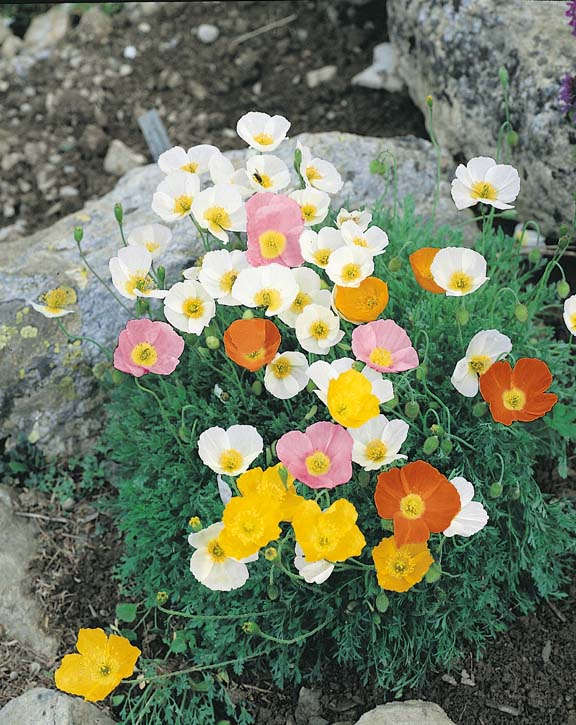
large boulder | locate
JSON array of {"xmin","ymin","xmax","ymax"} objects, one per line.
[
  {"xmin": 0, "ymin": 132, "xmax": 471, "ymax": 454},
  {"xmin": 388, "ymin": 0, "xmax": 575, "ymax": 235},
  {"xmin": 0, "ymin": 687, "xmax": 115, "ymax": 725}
]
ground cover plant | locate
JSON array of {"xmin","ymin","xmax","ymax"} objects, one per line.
[{"xmin": 30, "ymin": 83, "xmax": 576, "ymax": 723}]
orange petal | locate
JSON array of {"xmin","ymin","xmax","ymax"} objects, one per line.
[
  {"xmin": 422, "ymin": 478, "xmax": 462, "ymax": 532},
  {"xmin": 511, "ymin": 357, "xmax": 553, "ymax": 395},
  {"xmin": 409, "ymin": 248, "xmax": 445, "ymax": 294},
  {"xmin": 401, "ymin": 460, "xmax": 447, "ymax": 499},
  {"xmin": 374, "ymin": 468, "xmax": 405, "ymax": 518},
  {"xmin": 393, "ymin": 511, "xmax": 430, "ymax": 545}
]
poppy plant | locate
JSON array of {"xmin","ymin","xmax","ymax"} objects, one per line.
[
  {"xmin": 223, "ymin": 318, "xmax": 281, "ymax": 371},
  {"xmin": 374, "ymin": 461, "xmax": 461, "ymax": 545},
  {"xmin": 409, "ymin": 248, "xmax": 444, "ymax": 294},
  {"xmin": 479, "ymin": 357, "xmax": 558, "ymax": 425},
  {"xmin": 332, "ymin": 276, "xmax": 389, "ymax": 323},
  {"xmin": 372, "ymin": 536, "xmax": 433, "ymax": 592}
]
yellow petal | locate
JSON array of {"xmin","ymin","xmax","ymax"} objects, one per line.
[
  {"xmin": 76, "ymin": 628, "xmax": 108, "ymax": 659},
  {"xmin": 108, "ymin": 634, "xmax": 142, "ymax": 680}
]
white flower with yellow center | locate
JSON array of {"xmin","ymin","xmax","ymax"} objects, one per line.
[
  {"xmin": 299, "ymin": 227, "xmax": 345, "ymax": 269},
  {"xmin": 232, "ymin": 264, "xmax": 298, "ymax": 316},
  {"xmin": 443, "ymin": 477, "xmax": 489, "ymax": 538},
  {"xmin": 297, "ymin": 141, "xmax": 343, "ymax": 194},
  {"xmin": 294, "ymin": 304, "xmax": 344, "ymax": 354},
  {"xmin": 152, "ymin": 170, "xmax": 200, "ymax": 222},
  {"xmin": 208, "ymin": 153, "xmax": 253, "ymax": 198},
  {"xmin": 325, "ymin": 245, "xmax": 374, "ymax": 288},
  {"xmin": 31, "ymin": 286, "xmax": 77, "ymax": 318},
  {"xmin": 430, "ymin": 247, "xmax": 489, "ymax": 297},
  {"xmin": 163, "ymin": 279, "xmax": 216, "ymax": 334},
  {"xmin": 340, "ymin": 220, "xmax": 389, "ymax": 257},
  {"xmin": 349, "ymin": 414, "xmax": 409, "ymax": 471},
  {"xmin": 513, "ymin": 223, "xmax": 545, "ymax": 250},
  {"xmin": 109, "ymin": 246, "xmax": 166, "ymax": 300},
  {"xmin": 246, "ymin": 154, "xmax": 291, "ymax": 193},
  {"xmin": 189, "ymin": 522, "xmax": 258, "ymax": 591},
  {"xmin": 198, "ymin": 424, "xmax": 263, "ymax": 476},
  {"xmin": 563, "ymin": 294, "xmax": 576, "ymax": 336},
  {"xmin": 307, "ymin": 358, "xmax": 394, "ymax": 406},
  {"xmin": 158, "ymin": 144, "xmax": 220, "ymax": 176},
  {"xmin": 264, "ymin": 351, "xmax": 309, "ymax": 399},
  {"xmin": 182, "ymin": 266, "xmax": 201, "ymax": 281},
  {"xmin": 290, "ymin": 187, "xmax": 330, "ymax": 226},
  {"xmin": 451, "ymin": 156, "xmax": 520, "ymax": 211},
  {"xmin": 294, "ymin": 543, "xmax": 334, "ymax": 584},
  {"xmin": 127, "ymin": 223, "xmax": 172, "ymax": 259},
  {"xmin": 336, "ymin": 208, "xmax": 372, "ymax": 231},
  {"xmin": 198, "ymin": 249, "xmax": 249, "ymax": 306},
  {"xmin": 451, "ymin": 329, "xmax": 513, "ymax": 397},
  {"xmin": 191, "ymin": 184, "xmax": 247, "ymax": 243},
  {"xmin": 236, "ymin": 111, "xmax": 291, "ymax": 152},
  {"xmin": 277, "ymin": 267, "xmax": 331, "ymax": 328}
]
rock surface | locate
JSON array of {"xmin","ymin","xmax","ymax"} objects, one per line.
[
  {"xmin": 387, "ymin": 0, "xmax": 575, "ymax": 235},
  {"xmin": 0, "ymin": 132, "xmax": 471, "ymax": 454},
  {"xmin": 24, "ymin": 5, "xmax": 70, "ymax": 50},
  {"xmin": 103, "ymin": 139, "xmax": 147, "ymax": 176},
  {"xmin": 0, "ymin": 688, "xmax": 116, "ymax": 725},
  {"xmin": 355, "ymin": 700, "xmax": 455, "ymax": 724},
  {"xmin": 0, "ymin": 487, "xmax": 59, "ymax": 659},
  {"xmin": 351, "ymin": 43, "xmax": 405, "ymax": 92}
]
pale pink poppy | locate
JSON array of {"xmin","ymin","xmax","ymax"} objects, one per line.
[
  {"xmin": 114, "ymin": 318, "xmax": 185, "ymax": 377},
  {"xmin": 351, "ymin": 319, "xmax": 419, "ymax": 373},
  {"xmin": 276, "ymin": 421, "xmax": 353, "ymax": 489},
  {"xmin": 246, "ymin": 192, "xmax": 305, "ymax": 268}
]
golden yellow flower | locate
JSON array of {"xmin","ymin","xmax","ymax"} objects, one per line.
[
  {"xmin": 219, "ymin": 495, "xmax": 282, "ymax": 559},
  {"xmin": 291, "ymin": 499, "xmax": 365, "ymax": 563},
  {"xmin": 237, "ymin": 464, "xmax": 304, "ymax": 522},
  {"xmin": 326, "ymin": 369, "xmax": 380, "ymax": 428},
  {"xmin": 372, "ymin": 536, "xmax": 433, "ymax": 592}
]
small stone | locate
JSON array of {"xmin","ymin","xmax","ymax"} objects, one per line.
[
  {"xmin": 2, "ymin": 35, "xmax": 24, "ymax": 60},
  {"xmin": 119, "ymin": 64, "xmax": 133, "ymax": 77},
  {"xmin": 78, "ymin": 6, "xmax": 113, "ymax": 40},
  {"xmin": 295, "ymin": 687, "xmax": 323, "ymax": 725},
  {"xmin": 197, "ymin": 23, "xmax": 219, "ymax": 44},
  {"xmin": 441, "ymin": 673, "xmax": 458, "ymax": 686},
  {"xmin": 59, "ymin": 187, "xmax": 79, "ymax": 199},
  {"xmin": 79, "ymin": 125, "xmax": 109, "ymax": 157},
  {"xmin": 103, "ymin": 139, "xmax": 146, "ymax": 176},
  {"xmin": 187, "ymin": 79, "xmax": 208, "ymax": 100},
  {"xmin": 0, "ymin": 688, "xmax": 116, "ymax": 724},
  {"xmin": 356, "ymin": 701, "xmax": 455, "ymax": 724},
  {"xmin": 460, "ymin": 668, "xmax": 475, "ymax": 687},
  {"xmin": 0, "ymin": 79, "xmax": 9, "ymax": 92},
  {"xmin": 123, "ymin": 45, "xmax": 138, "ymax": 60},
  {"xmin": 138, "ymin": 22, "xmax": 151, "ymax": 33},
  {"xmin": 61, "ymin": 496, "xmax": 75, "ymax": 510},
  {"xmin": 24, "ymin": 5, "xmax": 70, "ymax": 49},
  {"xmin": 29, "ymin": 661, "xmax": 41, "ymax": 675},
  {"xmin": 306, "ymin": 65, "xmax": 337, "ymax": 89},
  {"xmin": 351, "ymin": 42, "xmax": 405, "ymax": 92},
  {"xmin": 9, "ymin": 671, "xmax": 18, "ymax": 680}
]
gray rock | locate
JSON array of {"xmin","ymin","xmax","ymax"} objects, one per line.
[
  {"xmin": 306, "ymin": 65, "xmax": 338, "ymax": 89},
  {"xmin": 0, "ymin": 486, "xmax": 59, "ymax": 658},
  {"xmin": 351, "ymin": 43, "xmax": 405, "ymax": 92},
  {"xmin": 0, "ymin": 21, "xmax": 12, "ymax": 46},
  {"xmin": 0, "ymin": 688, "xmax": 116, "ymax": 724},
  {"xmin": 103, "ymin": 139, "xmax": 147, "ymax": 176},
  {"xmin": 295, "ymin": 686, "xmax": 323, "ymax": 724},
  {"xmin": 355, "ymin": 700, "xmax": 455, "ymax": 724},
  {"xmin": 2, "ymin": 34, "xmax": 23, "ymax": 60},
  {"xmin": 79, "ymin": 125, "xmax": 110, "ymax": 157},
  {"xmin": 78, "ymin": 6, "xmax": 114, "ymax": 41},
  {"xmin": 388, "ymin": 0, "xmax": 575, "ymax": 235},
  {"xmin": 197, "ymin": 23, "xmax": 220, "ymax": 44},
  {"xmin": 24, "ymin": 5, "xmax": 70, "ymax": 50},
  {"xmin": 0, "ymin": 132, "xmax": 472, "ymax": 453}
]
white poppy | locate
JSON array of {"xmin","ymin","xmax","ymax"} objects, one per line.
[
  {"xmin": 109, "ymin": 246, "xmax": 166, "ymax": 300},
  {"xmin": 451, "ymin": 329, "xmax": 513, "ymax": 397},
  {"xmin": 336, "ymin": 208, "xmax": 372, "ymax": 231},
  {"xmin": 277, "ymin": 267, "xmax": 331, "ymax": 328},
  {"xmin": 297, "ymin": 141, "xmax": 343, "ymax": 194},
  {"xmin": 299, "ymin": 227, "xmax": 345, "ymax": 269},
  {"xmin": 246, "ymin": 154, "xmax": 291, "ymax": 192},
  {"xmin": 340, "ymin": 220, "xmax": 389, "ymax": 257},
  {"xmin": 189, "ymin": 522, "xmax": 257, "ymax": 591},
  {"xmin": 158, "ymin": 144, "xmax": 220, "ymax": 176},
  {"xmin": 127, "ymin": 223, "xmax": 172, "ymax": 259},
  {"xmin": 198, "ymin": 249, "xmax": 250, "ymax": 305},
  {"xmin": 264, "ymin": 351, "xmax": 309, "ymax": 399},
  {"xmin": 294, "ymin": 543, "xmax": 334, "ymax": 584},
  {"xmin": 208, "ymin": 153, "xmax": 253, "ymax": 198},
  {"xmin": 163, "ymin": 279, "xmax": 216, "ymax": 334},
  {"xmin": 325, "ymin": 245, "xmax": 374, "ymax": 288},
  {"xmin": 349, "ymin": 415, "xmax": 409, "ymax": 470},
  {"xmin": 307, "ymin": 359, "xmax": 394, "ymax": 406},
  {"xmin": 31, "ymin": 286, "xmax": 76, "ymax": 318},
  {"xmin": 563, "ymin": 294, "xmax": 576, "ymax": 336},
  {"xmin": 197, "ymin": 424, "xmax": 264, "ymax": 476},
  {"xmin": 232, "ymin": 264, "xmax": 298, "ymax": 316},
  {"xmin": 430, "ymin": 247, "xmax": 489, "ymax": 297},
  {"xmin": 182, "ymin": 266, "xmax": 201, "ymax": 281},
  {"xmin": 290, "ymin": 187, "xmax": 330, "ymax": 226},
  {"xmin": 451, "ymin": 156, "xmax": 520, "ymax": 210},
  {"xmin": 443, "ymin": 477, "xmax": 489, "ymax": 537},
  {"xmin": 191, "ymin": 183, "xmax": 247, "ymax": 244},
  {"xmin": 294, "ymin": 304, "xmax": 344, "ymax": 354},
  {"xmin": 151, "ymin": 170, "xmax": 200, "ymax": 222},
  {"xmin": 236, "ymin": 111, "xmax": 291, "ymax": 152}
]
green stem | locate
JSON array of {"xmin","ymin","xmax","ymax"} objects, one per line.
[
  {"xmin": 426, "ymin": 102, "xmax": 442, "ymax": 223},
  {"xmin": 117, "ymin": 217, "xmax": 128, "ymax": 247},
  {"xmin": 157, "ymin": 605, "xmax": 279, "ymax": 621},
  {"xmin": 75, "ymin": 238, "xmax": 132, "ymax": 313},
  {"xmin": 125, "ymin": 652, "xmax": 265, "ymax": 685},
  {"xmin": 254, "ymin": 618, "xmax": 333, "ymax": 646},
  {"xmin": 189, "ymin": 214, "xmax": 211, "ymax": 253},
  {"xmin": 133, "ymin": 378, "xmax": 186, "ymax": 456},
  {"xmin": 56, "ymin": 319, "xmax": 113, "ymax": 359}
]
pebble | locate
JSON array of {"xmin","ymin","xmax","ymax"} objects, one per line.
[
  {"xmin": 306, "ymin": 65, "xmax": 338, "ymax": 89},
  {"xmin": 119, "ymin": 64, "xmax": 133, "ymax": 77},
  {"xmin": 0, "ymin": 80, "xmax": 10, "ymax": 92},
  {"xmin": 138, "ymin": 22, "xmax": 151, "ymax": 33},
  {"xmin": 197, "ymin": 23, "xmax": 219, "ymax": 44},
  {"xmin": 59, "ymin": 187, "xmax": 79, "ymax": 199},
  {"xmin": 103, "ymin": 139, "xmax": 146, "ymax": 176},
  {"xmin": 123, "ymin": 45, "xmax": 138, "ymax": 60}
]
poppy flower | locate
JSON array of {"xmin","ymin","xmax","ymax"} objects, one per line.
[
  {"xmin": 291, "ymin": 498, "xmax": 365, "ymax": 563},
  {"xmin": 479, "ymin": 357, "xmax": 558, "ymax": 425},
  {"xmin": 351, "ymin": 319, "xmax": 419, "ymax": 373},
  {"xmin": 451, "ymin": 156, "xmax": 520, "ymax": 211},
  {"xmin": 245, "ymin": 192, "xmax": 304, "ymax": 267},
  {"xmin": 223, "ymin": 318, "xmax": 281, "ymax": 371},
  {"xmin": 409, "ymin": 248, "xmax": 444, "ymax": 294},
  {"xmin": 374, "ymin": 461, "xmax": 461, "ymax": 545},
  {"xmin": 372, "ymin": 536, "xmax": 433, "ymax": 592},
  {"xmin": 113, "ymin": 319, "xmax": 184, "ymax": 377},
  {"xmin": 332, "ymin": 276, "xmax": 389, "ymax": 323}
]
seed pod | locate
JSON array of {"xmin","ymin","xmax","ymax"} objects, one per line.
[
  {"xmin": 267, "ymin": 585, "xmax": 279, "ymax": 601},
  {"xmin": 440, "ymin": 438, "xmax": 453, "ymax": 454},
  {"xmin": 404, "ymin": 401, "xmax": 420, "ymax": 419},
  {"xmin": 252, "ymin": 380, "xmax": 263, "ymax": 396},
  {"xmin": 456, "ymin": 307, "xmax": 469, "ymax": 325},
  {"xmin": 388, "ymin": 256, "xmax": 402, "ymax": 272},
  {"xmin": 472, "ymin": 401, "xmax": 488, "ymax": 417},
  {"xmin": 73, "ymin": 226, "xmax": 84, "ymax": 243},
  {"xmin": 423, "ymin": 435, "xmax": 440, "ymax": 454},
  {"xmin": 376, "ymin": 592, "xmax": 389, "ymax": 613},
  {"xmin": 425, "ymin": 563, "xmax": 442, "ymax": 584},
  {"xmin": 506, "ymin": 130, "xmax": 519, "ymax": 147},
  {"xmin": 416, "ymin": 364, "xmax": 428, "ymax": 381},
  {"xmin": 205, "ymin": 335, "xmax": 220, "ymax": 350},
  {"xmin": 556, "ymin": 280, "xmax": 570, "ymax": 299},
  {"xmin": 430, "ymin": 424, "xmax": 444, "ymax": 436},
  {"xmin": 489, "ymin": 482, "xmax": 503, "ymax": 498},
  {"xmin": 514, "ymin": 303, "xmax": 528, "ymax": 322},
  {"xmin": 114, "ymin": 202, "xmax": 124, "ymax": 224}
]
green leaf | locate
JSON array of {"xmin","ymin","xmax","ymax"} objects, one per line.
[
  {"xmin": 111, "ymin": 694, "xmax": 125, "ymax": 706},
  {"xmin": 546, "ymin": 404, "xmax": 576, "ymax": 440},
  {"xmin": 115, "ymin": 602, "xmax": 137, "ymax": 623}
]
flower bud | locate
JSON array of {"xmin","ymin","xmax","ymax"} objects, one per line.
[
  {"xmin": 205, "ymin": 335, "xmax": 220, "ymax": 350},
  {"xmin": 558, "ymin": 224, "xmax": 569, "ymax": 236},
  {"xmin": 114, "ymin": 202, "xmax": 124, "ymax": 224},
  {"xmin": 440, "ymin": 438, "xmax": 453, "ymax": 455},
  {"xmin": 388, "ymin": 256, "xmax": 402, "ymax": 272},
  {"xmin": 265, "ymin": 547, "xmax": 278, "ymax": 562},
  {"xmin": 242, "ymin": 621, "xmax": 260, "ymax": 635},
  {"xmin": 155, "ymin": 591, "xmax": 168, "ymax": 605},
  {"xmin": 426, "ymin": 94, "xmax": 434, "ymax": 108},
  {"xmin": 430, "ymin": 424, "xmax": 444, "ymax": 436},
  {"xmin": 472, "ymin": 401, "xmax": 488, "ymax": 417},
  {"xmin": 423, "ymin": 435, "xmax": 439, "ymax": 454},
  {"xmin": 404, "ymin": 401, "xmax": 420, "ymax": 419},
  {"xmin": 188, "ymin": 516, "xmax": 202, "ymax": 531},
  {"xmin": 178, "ymin": 425, "xmax": 189, "ymax": 441},
  {"xmin": 304, "ymin": 404, "xmax": 318, "ymax": 421},
  {"xmin": 528, "ymin": 247, "xmax": 541, "ymax": 264},
  {"xmin": 514, "ymin": 303, "xmax": 528, "ymax": 322},
  {"xmin": 506, "ymin": 130, "xmax": 519, "ymax": 147},
  {"xmin": 267, "ymin": 584, "xmax": 279, "ymax": 601},
  {"xmin": 156, "ymin": 266, "xmax": 166, "ymax": 287},
  {"xmin": 375, "ymin": 592, "xmax": 389, "ymax": 613},
  {"xmin": 358, "ymin": 470, "xmax": 371, "ymax": 487},
  {"xmin": 510, "ymin": 486, "xmax": 521, "ymax": 500},
  {"xmin": 197, "ymin": 346, "xmax": 210, "ymax": 358},
  {"xmin": 489, "ymin": 482, "xmax": 503, "ymax": 498},
  {"xmin": 352, "ymin": 360, "xmax": 364, "ymax": 371},
  {"xmin": 456, "ymin": 307, "xmax": 469, "ymax": 325},
  {"xmin": 251, "ymin": 380, "xmax": 263, "ymax": 396},
  {"xmin": 372, "ymin": 613, "xmax": 382, "ymax": 626},
  {"xmin": 556, "ymin": 280, "xmax": 570, "ymax": 299},
  {"xmin": 498, "ymin": 66, "xmax": 509, "ymax": 86},
  {"xmin": 73, "ymin": 226, "xmax": 84, "ymax": 243},
  {"xmin": 416, "ymin": 364, "xmax": 428, "ymax": 381},
  {"xmin": 500, "ymin": 209, "xmax": 518, "ymax": 219},
  {"xmin": 425, "ymin": 562, "xmax": 442, "ymax": 584},
  {"xmin": 242, "ymin": 309, "xmax": 254, "ymax": 320},
  {"xmin": 111, "ymin": 369, "xmax": 124, "ymax": 384}
]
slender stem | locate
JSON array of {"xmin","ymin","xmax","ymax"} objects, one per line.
[
  {"xmin": 254, "ymin": 617, "xmax": 333, "ymax": 646},
  {"xmin": 426, "ymin": 102, "xmax": 442, "ymax": 223},
  {"xmin": 157, "ymin": 605, "xmax": 280, "ymax": 621},
  {"xmin": 117, "ymin": 217, "xmax": 128, "ymax": 247},
  {"xmin": 189, "ymin": 214, "xmax": 211, "ymax": 253},
  {"xmin": 124, "ymin": 652, "xmax": 265, "ymax": 685},
  {"xmin": 75, "ymin": 239, "xmax": 131, "ymax": 313},
  {"xmin": 56, "ymin": 319, "xmax": 113, "ymax": 359},
  {"xmin": 133, "ymin": 377, "xmax": 186, "ymax": 456}
]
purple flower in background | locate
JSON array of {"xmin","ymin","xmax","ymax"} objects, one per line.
[
  {"xmin": 559, "ymin": 73, "xmax": 576, "ymax": 114},
  {"xmin": 567, "ymin": 0, "xmax": 576, "ymax": 35}
]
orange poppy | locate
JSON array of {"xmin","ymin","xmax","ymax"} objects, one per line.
[
  {"xmin": 409, "ymin": 247, "xmax": 444, "ymax": 293},
  {"xmin": 223, "ymin": 318, "xmax": 281, "ymax": 372},
  {"xmin": 374, "ymin": 460, "xmax": 460, "ymax": 546},
  {"xmin": 479, "ymin": 357, "xmax": 558, "ymax": 426},
  {"xmin": 333, "ymin": 276, "xmax": 389, "ymax": 323}
]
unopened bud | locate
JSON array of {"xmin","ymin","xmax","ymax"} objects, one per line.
[
  {"xmin": 188, "ymin": 516, "xmax": 202, "ymax": 531},
  {"xmin": 251, "ymin": 380, "xmax": 263, "ymax": 396},
  {"xmin": 73, "ymin": 226, "xmax": 84, "ymax": 243},
  {"xmin": 242, "ymin": 309, "xmax": 254, "ymax": 320},
  {"xmin": 206, "ymin": 335, "xmax": 220, "ymax": 350},
  {"xmin": 352, "ymin": 360, "xmax": 364, "ymax": 371},
  {"xmin": 558, "ymin": 224, "xmax": 569, "ymax": 236},
  {"xmin": 404, "ymin": 401, "xmax": 420, "ymax": 419},
  {"xmin": 304, "ymin": 404, "xmax": 318, "ymax": 420},
  {"xmin": 426, "ymin": 94, "xmax": 434, "ymax": 108},
  {"xmin": 423, "ymin": 435, "xmax": 439, "ymax": 454},
  {"xmin": 388, "ymin": 256, "xmax": 402, "ymax": 272},
  {"xmin": 506, "ymin": 130, "xmax": 519, "ymax": 147},
  {"xmin": 510, "ymin": 486, "xmax": 521, "ymax": 500},
  {"xmin": 267, "ymin": 584, "xmax": 279, "ymax": 600},
  {"xmin": 440, "ymin": 438, "xmax": 453, "ymax": 454},
  {"xmin": 472, "ymin": 401, "xmax": 488, "ymax": 417},
  {"xmin": 264, "ymin": 547, "xmax": 278, "ymax": 562},
  {"xmin": 416, "ymin": 363, "xmax": 428, "ymax": 381},
  {"xmin": 111, "ymin": 369, "xmax": 124, "ymax": 384},
  {"xmin": 489, "ymin": 482, "xmax": 503, "ymax": 498},
  {"xmin": 528, "ymin": 247, "xmax": 541, "ymax": 264},
  {"xmin": 197, "ymin": 346, "xmax": 209, "ymax": 358},
  {"xmin": 178, "ymin": 425, "xmax": 189, "ymax": 441},
  {"xmin": 430, "ymin": 424, "xmax": 444, "ymax": 436},
  {"xmin": 358, "ymin": 470, "xmax": 371, "ymax": 487},
  {"xmin": 558, "ymin": 235, "xmax": 571, "ymax": 250},
  {"xmin": 155, "ymin": 591, "xmax": 168, "ymax": 605},
  {"xmin": 514, "ymin": 303, "xmax": 528, "ymax": 322},
  {"xmin": 375, "ymin": 592, "xmax": 389, "ymax": 612},
  {"xmin": 456, "ymin": 307, "xmax": 469, "ymax": 325},
  {"xmin": 242, "ymin": 621, "xmax": 260, "ymax": 635},
  {"xmin": 557, "ymin": 280, "xmax": 570, "ymax": 299},
  {"xmin": 156, "ymin": 266, "xmax": 166, "ymax": 287},
  {"xmin": 500, "ymin": 209, "xmax": 518, "ymax": 219},
  {"xmin": 425, "ymin": 562, "xmax": 442, "ymax": 583},
  {"xmin": 498, "ymin": 66, "xmax": 509, "ymax": 86},
  {"xmin": 114, "ymin": 202, "xmax": 123, "ymax": 224}
]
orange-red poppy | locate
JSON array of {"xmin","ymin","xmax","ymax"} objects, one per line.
[
  {"xmin": 479, "ymin": 357, "xmax": 558, "ymax": 426},
  {"xmin": 333, "ymin": 276, "xmax": 389, "ymax": 323},
  {"xmin": 223, "ymin": 318, "xmax": 281, "ymax": 372},
  {"xmin": 374, "ymin": 460, "xmax": 460, "ymax": 546},
  {"xmin": 409, "ymin": 248, "xmax": 445, "ymax": 294}
]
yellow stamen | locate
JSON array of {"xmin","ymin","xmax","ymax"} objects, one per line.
[
  {"xmin": 312, "ymin": 248, "xmax": 332, "ymax": 267},
  {"xmin": 207, "ymin": 538, "xmax": 227, "ymax": 561},
  {"xmin": 219, "ymin": 448, "xmax": 243, "ymax": 473},
  {"xmin": 468, "ymin": 354, "xmax": 492, "ymax": 375},
  {"xmin": 180, "ymin": 161, "xmax": 199, "ymax": 173},
  {"xmin": 42, "ymin": 286, "xmax": 77, "ymax": 311},
  {"xmin": 305, "ymin": 450, "xmax": 331, "ymax": 476},
  {"xmin": 253, "ymin": 172, "xmax": 273, "ymax": 188},
  {"xmin": 309, "ymin": 320, "xmax": 329, "ymax": 339},
  {"xmin": 352, "ymin": 236, "xmax": 368, "ymax": 247},
  {"xmin": 290, "ymin": 291, "xmax": 312, "ymax": 313},
  {"xmin": 220, "ymin": 270, "xmax": 238, "ymax": 294},
  {"xmin": 173, "ymin": 195, "xmax": 192, "ymax": 215},
  {"xmin": 388, "ymin": 553, "xmax": 415, "ymax": 578},
  {"xmin": 204, "ymin": 206, "xmax": 231, "ymax": 232},
  {"xmin": 369, "ymin": 347, "xmax": 393, "ymax": 368},
  {"xmin": 306, "ymin": 166, "xmax": 322, "ymax": 182},
  {"xmin": 365, "ymin": 439, "xmax": 388, "ymax": 463},
  {"xmin": 341, "ymin": 263, "xmax": 361, "ymax": 283},
  {"xmin": 145, "ymin": 241, "xmax": 161, "ymax": 253},
  {"xmin": 448, "ymin": 271, "xmax": 474, "ymax": 293},
  {"xmin": 131, "ymin": 342, "xmax": 158, "ymax": 367},
  {"xmin": 182, "ymin": 296, "xmax": 204, "ymax": 318},
  {"xmin": 470, "ymin": 180, "xmax": 498, "ymax": 201},
  {"xmin": 253, "ymin": 132, "xmax": 274, "ymax": 146},
  {"xmin": 502, "ymin": 387, "xmax": 526, "ymax": 411},
  {"xmin": 399, "ymin": 493, "xmax": 425, "ymax": 520},
  {"xmin": 259, "ymin": 230, "xmax": 287, "ymax": 259},
  {"xmin": 125, "ymin": 273, "xmax": 156, "ymax": 297},
  {"xmin": 254, "ymin": 288, "xmax": 282, "ymax": 312},
  {"xmin": 301, "ymin": 204, "xmax": 317, "ymax": 222},
  {"xmin": 270, "ymin": 356, "xmax": 292, "ymax": 379}
]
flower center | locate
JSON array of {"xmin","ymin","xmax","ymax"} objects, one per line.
[
  {"xmin": 301, "ymin": 204, "xmax": 317, "ymax": 222},
  {"xmin": 219, "ymin": 448, "xmax": 243, "ymax": 473},
  {"xmin": 271, "ymin": 356, "xmax": 292, "ymax": 379},
  {"xmin": 231, "ymin": 512, "xmax": 264, "ymax": 543},
  {"xmin": 220, "ymin": 270, "xmax": 238, "ymax": 293},
  {"xmin": 124, "ymin": 273, "xmax": 156, "ymax": 297},
  {"xmin": 291, "ymin": 291, "xmax": 312, "ymax": 313},
  {"xmin": 253, "ymin": 132, "xmax": 274, "ymax": 146},
  {"xmin": 306, "ymin": 166, "xmax": 322, "ymax": 182},
  {"xmin": 502, "ymin": 387, "xmax": 526, "ymax": 411},
  {"xmin": 571, "ymin": 312, "xmax": 576, "ymax": 330},
  {"xmin": 369, "ymin": 347, "xmax": 393, "ymax": 368},
  {"xmin": 173, "ymin": 195, "xmax": 193, "ymax": 215},
  {"xmin": 254, "ymin": 288, "xmax": 281, "ymax": 311},
  {"xmin": 182, "ymin": 296, "xmax": 205, "ymax": 318},
  {"xmin": 180, "ymin": 161, "xmax": 199, "ymax": 173},
  {"xmin": 98, "ymin": 663, "xmax": 112, "ymax": 677},
  {"xmin": 470, "ymin": 180, "xmax": 498, "ymax": 201},
  {"xmin": 253, "ymin": 172, "xmax": 273, "ymax": 188},
  {"xmin": 145, "ymin": 241, "xmax": 161, "ymax": 253},
  {"xmin": 305, "ymin": 450, "xmax": 331, "ymax": 476},
  {"xmin": 352, "ymin": 236, "xmax": 368, "ymax": 247},
  {"xmin": 131, "ymin": 342, "xmax": 158, "ymax": 367},
  {"xmin": 43, "ymin": 287, "xmax": 73, "ymax": 310},
  {"xmin": 388, "ymin": 553, "xmax": 415, "ymax": 578},
  {"xmin": 259, "ymin": 230, "xmax": 287, "ymax": 259},
  {"xmin": 312, "ymin": 248, "xmax": 332, "ymax": 266},
  {"xmin": 207, "ymin": 538, "xmax": 227, "ymax": 561},
  {"xmin": 342, "ymin": 263, "xmax": 361, "ymax": 282},
  {"xmin": 468, "ymin": 354, "xmax": 492, "ymax": 375},
  {"xmin": 245, "ymin": 347, "xmax": 264, "ymax": 361},
  {"xmin": 399, "ymin": 493, "xmax": 425, "ymax": 520},
  {"xmin": 365, "ymin": 439, "xmax": 387, "ymax": 462},
  {"xmin": 204, "ymin": 206, "xmax": 231, "ymax": 231},
  {"xmin": 448, "ymin": 271, "xmax": 474, "ymax": 293},
  {"xmin": 309, "ymin": 320, "xmax": 329, "ymax": 339}
]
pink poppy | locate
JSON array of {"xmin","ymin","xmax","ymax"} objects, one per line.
[
  {"xmin": 351, "ymin": 319, "xmax": 419, "ymax": 373},
  {"xmin": 114, "ymin": 318, "xmax": 185, "ymax": 377},
  {"xmin": 276, "ymin": 421, "xmax": 353, "ymax": 489},
  {"xmin": 246, "ymin": 192, "xmax": 305, "ymax": 267}
]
